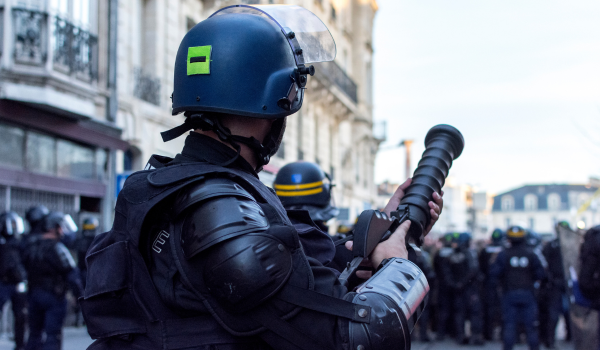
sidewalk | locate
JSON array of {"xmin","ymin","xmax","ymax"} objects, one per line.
[
  {"xmin": 0, "ymin": 327, "xmax": 94, "ymax": 350},
  {"xmin": 0, "ymin": 330, "xmax": 575, "ymax": 350}
]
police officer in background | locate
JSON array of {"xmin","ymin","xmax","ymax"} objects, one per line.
[
  {"xmin": 273, "ymin": 161, "xmax": 338, "ymax": 232},
  {"xmin": 81, "ymin": 5, "xmax": 443, "ymax": 350},
  {"xmin": 539, "ymin": 223, "xmax": 570, "ymax": 349},
  {"xmin": 443, "ymin": 232, "xmax": 484, "ymax": 345},
  {"xmin": 480, "ymin": 228, "xmax": 505, "ymax": 340},
  {"xmin": 0, "ymin": 212, "xmax": 28, "ymax": 350},
  {"xmin": 274, "ymin": 161, "xmax": 352, "ymax": 273},
  {"xmin": 25, "ymin": 205, "xmax": 49, "ymax": 235},
  {"xmin": 410, "ymin": 246, "xmax": 436, "ymax": 342},
  {"xmin": 578, "ymin": 224, "xmax": 600, "ymax": 350},
  {"xmin": 490, "ymin": 226, "xmax": 546, "ymax": 350},
  {"xmin": 75, "ymin": 218, "xmax": 99, "ymax": 289},
  {"xmin": 434, "ymin": 232, "xmax": 455, "ymax": 341},
  {"xmin": 22, "ymin": 212, "xmax": 82, "ymax": 350}
]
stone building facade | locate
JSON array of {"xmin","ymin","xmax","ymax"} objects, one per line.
[
  {"xmin": 115, "ymin": 0, "xmax": 382, "ymax": 230},
  {"xmin": 491, "ymin": 183, "xmax": 600, "ymax": 235},
  {"xmin": 0, "ymin": 0, "xmax": 125, "ymax": 230}
]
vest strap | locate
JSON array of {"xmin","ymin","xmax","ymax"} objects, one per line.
[
  {"xmin": 252, "ymin": 307, "xmax": 329, "ymax": 350},
  {"xmin": 277, "ymin": 284, "xmax": 370, "ymax": 323}
]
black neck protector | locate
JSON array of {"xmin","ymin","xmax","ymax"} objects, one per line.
[{"xmin": 161, "ymin": 114, "xmax": 274, "ymax": 170}]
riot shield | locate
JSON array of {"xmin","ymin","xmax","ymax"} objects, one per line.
[{"xmin": 557, "ymin": 225, "xmax": 599, "ymax": 350}]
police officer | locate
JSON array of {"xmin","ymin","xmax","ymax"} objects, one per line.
[
  {"xmin": 22, "ymin": 211, "xmax": 82, "ymax": 350},
  {"xmin": 75, "ymin": 218, "xmax": 99, "ymax": 289},
  {"xmin": 274, "ymin": 161, "xmax": 343, "ymax": 271},
  {"xmin": 540, "ymin": 224, "xmax": 569, "ymax": 349},
  {"xmin": 410, "ymin": 247, "xmax": 436, "ymax": 342},
  {"xmin": 0, "ymin": 211, "xmax": 27, "ymax": 350},
  {"xmin": 442, "ymin": 232, "xmax": 484, "ymax": 345},
  {"xmin": 25, "ymin": 205, "xmax": 49, "ymax": 235},
  {"xmin": 434, "ymin": 232, "xmax": 454, "ymax": 341},
  {"xmin": 490, "ymin": 226, "xmax": 546, "ymax": 350},
  {"xmin": 578, "ymin": 224, "xmax": 600, "ymax": 350},
  {"xmin": 274, "ymin": 161, "xmax": 338, "ymax": 232},
  {"xmin": 480, "ymin": 228, "xmax": 505, "ymax": 340},
  {"xmin": 80, "ymin": 5, "xmax": 443, "ymax": 350}
]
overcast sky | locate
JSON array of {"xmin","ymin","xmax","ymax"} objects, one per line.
[{"xmin": 372, "ymin": 0, "xmax": 600, "ymax": 194}]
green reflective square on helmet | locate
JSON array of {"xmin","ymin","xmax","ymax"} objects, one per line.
[{"xmin": 187, "ymin": 45, "xmax": 211, "ymax": 75}]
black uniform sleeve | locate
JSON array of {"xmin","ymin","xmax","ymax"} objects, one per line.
[{"xmin": 174, "ymin": 179, "xmax": 427, "ymax": 350}]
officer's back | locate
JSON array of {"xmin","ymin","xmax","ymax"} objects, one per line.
[{"xmin": 490, "ymin": 226, "xmax": 545, "ymax": 350}]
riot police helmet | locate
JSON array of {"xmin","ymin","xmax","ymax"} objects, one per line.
[
  {"xmin": 458, "ymin": 232, "xmax": 472, "ymax": 249},
  {"xmin": 25, "ymin": 205, "xmax": 49, "ymax": 234},
  {"xmin": 161, "ymin": 5, "xmax": 336, "ymax": 169},
  {"xmin": 491, "ymin": 228, "xmax": 505, "ymax": 245},
  {"xmin": 82, "ymin": 217, "xmax": 100, "ymax": 237},
  {"xmin": 442, "ymin": 232, "xmax": 454, "ymax": 247},
  {"xmin": 42, "ymin": 212, "xmax": 78, "ymax": 236},
  {"xmin": 0, "ymin": 211, "xmax": 25, "ymax": 239},
  {"xmin": 556, "ymin": 220, "xmax": 571, "ymax": 231},
  {"xmin": 506, "ymin": 225, "xmax": 526, "ymax": 243},
  {"xmin": 525, "ymin": 230, "xmax": 541, "ymax": 247},
  {"xmin": 274, "ymin": 161, "xmax": 338, "ymax": 222}
]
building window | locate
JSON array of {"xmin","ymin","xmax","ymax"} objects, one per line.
[
  {"xmin": 501, "ymin": 195, "xmax": 514, "ymax": 211},
  {"xmin": 0, "ymin": 122, "xmax": 101, "ymax": 181},
  {"xmin": 578, "ymin": 193, "xmax": 589, "ymax": 208},
  {"xmin": 0, "ymin": 123, "xmax": 25, "ymax": 169},
  {"xmin": 27, "ymin": 132, "xmax": 57, "ymax": 175},
  {"xmin": 524, "ymin": 194, "xmax": 538, "ymax": 211},
  {"xmin": 57, "ymin": 139, "xmax": 95, "ymax": 179},
  {"xmin": 506, "ymin": 217, "xmax": 511, "ymax": 228},
  {"xmin": 331, "ymin": 5, "xmax": 336, "ymax": 21},
  {"xmin": 529, "ymin": 218, "xmax": 535, "ymax": 230},
  {"xmin": 547, "ymin": 193, "xmax": 561, "ymax": 211}
]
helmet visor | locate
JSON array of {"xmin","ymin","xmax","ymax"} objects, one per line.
[
  {"xmin": 211, "ymin": 5, "xmax": 336, "ymax": 65},
  {"xmin": 4, "ymin": 215, "xmax": 24, "ymax": 236},
  {"xmin": 60, "ymin": 215, "xmax": 78, "ymax": 235}
]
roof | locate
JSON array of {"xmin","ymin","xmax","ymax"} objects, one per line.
[{"xmin": 492, "ymin": 184, "xmax": 598, "ymax": 211}]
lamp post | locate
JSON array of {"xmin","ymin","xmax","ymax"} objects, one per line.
[{"xmin": 399, "ymin": 139, "xmax": 414, "ymax": 179}]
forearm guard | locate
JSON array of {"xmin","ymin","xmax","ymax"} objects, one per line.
[{"xmin": 349, "ymin": 258, "xmax": 429, "ymax": 350}]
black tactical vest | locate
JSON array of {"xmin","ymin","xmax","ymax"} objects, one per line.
[
  {"xmin": 80, "ymin": 160, "xmax": 311, "ymax": 349},
  {"xmin": 503, "ymin": 245, "xmax": 536, "ymax": 291}
]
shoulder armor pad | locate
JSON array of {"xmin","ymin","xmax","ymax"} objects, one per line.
[
  {"xmin": 178, "ymin": 179, "xmax": 269, "ymax": 258},
  {"xmin": 55, "ymin": 242, "xmax": 76, "ymax": 270},
  {"xmin": 174, "ymin": 178, "xmax": 255, "ymax": 215}
]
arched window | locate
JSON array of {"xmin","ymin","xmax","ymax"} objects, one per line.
[
  {"xmin": 501, "ymin": 195, "xmax": 514, "ymax": 211},
  {"xmin": 524, "ymin": 194, "xmax": 538, "ymax": 211},
  {"xmin": 578, "ymin": 193, "xmax": 590, "ymax": 209},
  {"xmin": 547, "ymin": 193, "xmax": 561, "ymax": 211}
]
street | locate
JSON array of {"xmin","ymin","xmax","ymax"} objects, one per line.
[{"xmin": 0, "ymin": 328, "xmax": 575, "ymax": 350}]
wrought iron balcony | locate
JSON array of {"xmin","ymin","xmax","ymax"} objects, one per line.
[
  {"xmin": 314, "ymin": 60, "xmax": 358, "ymax": 103},
  {"xmin": 10, "ymin": 8, "xmax": 98, "ymax": 81},
  {"xmin": 133, "ymin": 67, "xmax": 161, "ymax": 106}
]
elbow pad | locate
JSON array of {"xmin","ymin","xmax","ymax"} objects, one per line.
[{"xmin": 349, "ymin": 258, "xmax": 429, "ymax": 350}]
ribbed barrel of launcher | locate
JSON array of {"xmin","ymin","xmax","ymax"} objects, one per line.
[{"xmin": 392, "ymin": 124, "xmax": 465, "ymax": 246}]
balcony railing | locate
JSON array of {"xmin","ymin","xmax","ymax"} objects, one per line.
[
  {"xmin": 13, "ymin": 8, "xmax": 47, "ymax": 65},
  {"xmin": 133, "ymin": 67, "xmax": 161, "ymax": 106},
  {"xmin": 53, "ymin": 16, "xmax": 98, "ymax": 80},
  {"xmin": 314, "ymin": 60, "xmax": 358, "ymax": 103},
  {"xmin": 11, "ymin": 8, "xmax": 98, "ymax": 81}
]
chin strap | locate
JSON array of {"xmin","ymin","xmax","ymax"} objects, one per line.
[{"xmin": 161, "ymin": 114, "xmax": 274, "ymax": 170}]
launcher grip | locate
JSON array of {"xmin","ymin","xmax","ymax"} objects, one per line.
[{"xmin": 338, "ymin": 210, "xmax": 399, "ymax": 288}]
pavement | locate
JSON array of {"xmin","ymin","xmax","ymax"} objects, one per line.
[
  {"xmin": 412, "ymin": 339, "xmax": 575, "ymax": 350},
  {"xmin": 0, "ymin": 328, "xmax": 576, "ymax": 350},
  {"xmin": 0, "ymin": 327, "xmax": 94, "ymax": 350}
]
